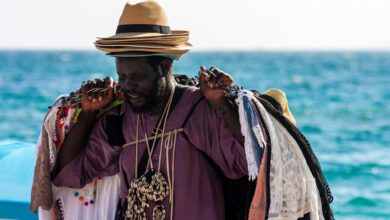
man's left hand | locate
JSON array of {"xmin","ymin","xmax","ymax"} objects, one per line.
[{"xmin": 199, "ymin": 66, "xmax": 234, "ymax": 106}]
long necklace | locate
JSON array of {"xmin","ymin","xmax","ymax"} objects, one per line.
[{"xmin": 126, "ymin": 89, "xmax": 174, "ymax": 220}]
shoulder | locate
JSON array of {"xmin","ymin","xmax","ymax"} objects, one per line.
[
  {"xmin": 97, "ymin": 98, "xmax": 125, "ymax": 117},
  {"xmin": 179, "ymin": 86, "xmax": 215, "ymax": 121},
  {"xmin": 92, "ymin": 100, "xmax": 126, "ymax": 132},
  {"xmin": 180, "ymin": 85, "xmax": 205, "ymax": 105}
]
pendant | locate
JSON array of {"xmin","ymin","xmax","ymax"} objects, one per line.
[
  {"xmin": 153, "ymin": 204, "xmax": 166, "ymax": 220},
  {"xmin": 126, "ymin": 170, "xmax": 169, "ymax": 220}
]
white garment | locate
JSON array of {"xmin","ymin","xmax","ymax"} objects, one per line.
[
  {"xmin": 239, "ymin": 91, "xmax": 324, "ymax": 220},
  {"xmin": 36, "ymin": 97, "xmax": 120, "ymax": 220}
]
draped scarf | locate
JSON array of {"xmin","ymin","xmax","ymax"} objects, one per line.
[
  {"xmin": 236, "ymin": 90, "xmax": 333, "ymax": 220},
  {"xmin": 30, "ymin": 96, "xmax": 120, "ymax": 220}
]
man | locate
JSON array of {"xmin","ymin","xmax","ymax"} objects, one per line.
[
  {"xmin": 31, "ymin": 1, "xmax": 334, "ymax": 219},
  {"xmin": 51, "ymin": 1, "xmax": 248, "ymax": 220}
]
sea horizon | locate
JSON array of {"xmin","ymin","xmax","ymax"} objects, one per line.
[{"xmin": 0, "ymin": 50, "xmax": 389, "ymax": 219}]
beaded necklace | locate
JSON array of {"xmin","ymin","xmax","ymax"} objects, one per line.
[{"xmin": 125, "ymin": 88, "xmax": 177, "ymax": 220}]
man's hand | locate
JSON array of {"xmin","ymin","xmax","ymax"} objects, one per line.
[
  {"xmin": 199, "ymin": 66, "xmax": 244, "ymax": 145},
  {"xmin": 199, "ymin": 66, "xmax": 234, "ymax": 105},
  {"xmin": 53, "ymin": 76, "xmax": 116, "ymax": 174},
  {"xmin": 78, "ymin": 77, "xmax": 116, "ymax": 112}
]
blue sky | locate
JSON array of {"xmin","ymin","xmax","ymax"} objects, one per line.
[{"xmin": 1, "ymin": 0, "xmax": 389, "ymax": 50}]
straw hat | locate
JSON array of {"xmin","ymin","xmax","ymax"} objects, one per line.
[
  {"xmin": 264, "ymin": 88, "xmax": 297, "ymax": 126},
  {"xmin": 95, "ymin": 1, "xmax": 192, "ymax": 59}
]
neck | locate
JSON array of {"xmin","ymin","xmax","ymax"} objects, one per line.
[{"xmin": 147, "ymin": 77, "xmax": 175, "ymax": 116}]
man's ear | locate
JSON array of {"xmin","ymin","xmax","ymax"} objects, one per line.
[{"xmin": 160, "ymin": 58, "xmax": 173, "ymax": 76}]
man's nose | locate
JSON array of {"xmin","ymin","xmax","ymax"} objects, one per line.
[{"xmin": 125, "ymin": 78, "xmax": 138, "ymax": 91}]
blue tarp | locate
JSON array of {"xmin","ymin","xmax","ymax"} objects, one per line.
[{"xmin": 0, "ymin": 141, "xmax": 38, "ymax": 219}]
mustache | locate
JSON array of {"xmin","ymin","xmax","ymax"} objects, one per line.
[{"xmin": 124, "ymin": 90, "xmax": 147, "ymax": 97}]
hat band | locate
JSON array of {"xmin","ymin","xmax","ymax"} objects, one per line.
[{"xmin": 116, "ymin": 24, "xmax": 171, "ymax": 34}]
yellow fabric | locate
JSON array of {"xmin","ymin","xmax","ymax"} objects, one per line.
[{"xmin": 264, "ymin": 88, "xmax": 297, "ymax": 126}]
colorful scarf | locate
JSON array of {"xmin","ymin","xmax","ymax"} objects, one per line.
[{"xmin": 30, "ymin": 96, "xmax": 123, "ymax": 220}]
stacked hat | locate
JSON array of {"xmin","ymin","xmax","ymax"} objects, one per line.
[{"xmin": 95, "ymin": 1, "xmax": 192, "ymax": 60}]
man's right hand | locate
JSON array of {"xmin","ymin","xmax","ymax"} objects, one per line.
[
  {"xmin": 78, "ymin": 77, "xmax": 116, "ymax": 112},
  {"xmin": 53, "ymin": 77, "xmax": 116, "ymax": 174}
]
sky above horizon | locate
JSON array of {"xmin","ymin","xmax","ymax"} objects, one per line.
[{"xmin": 1, "ymin": 0, "xmax": 390, "ymax": 50}]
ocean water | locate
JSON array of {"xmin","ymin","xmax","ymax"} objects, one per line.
[{"xmin": 0, "ymin": 51, "xmax": 389, "ymax": 219}]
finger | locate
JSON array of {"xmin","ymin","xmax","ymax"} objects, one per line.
[
  {"xmin": 95, "ymin": 78, "xmax": 105, "ymax": 101},
  {"xmin": 198, "ymin": 69, "xmax": 209, "ymax": 89},
  {"xmin": 206, "ymin": 66, "xmax": 220, "ymax": 84},
  {"xmin": 80, "ymin": 80, "xmax": 87, "ymax": 92},
  {"xmin": 210, "ymin": 66, "xmax": 232, "ymax": 79},
  {"xmin": 102, "ymin": 77, "xmax": 114, "ymax": 97},
  {"xmin": 68, "ymin": 91, "xmax": 76, "ymax": 103},
  {"xmin": 103, "ymin": 76, "xmax": 113, "ymax": 88},
  {"xmin": 209, "ymin": 66, "xmax": 222, "ymax": 74},
  {"xmin": 201, "ymin": 72, "xmax": 214, "ymax": 89},
  {"xmin": 209, "ymin": 66, "xmax": 225, "ymax": 80},
  {"xmin": 83, "ymin": 80, "xmax": 92, "ymax": 100},
  {"xmin": 114, "ymin": 82, "xmax": 121, "ymax": 97},
  {"xmin": 199, "ymin": 66, "xmax": 210, "ymax": 80},
  {"xmin": 106, "ymin": 83, "xmax": 115, "ymax": 101},
  {"xmin": 200, "ymin": 66, "xmax": 222, "ymax": 89},
  {"xmin": 216, "ymin": 75, "xmax": 233, "ymax": 89},
  {"xmin": 95, "ymin": 78, "xmax": 106, "ymax": 102},
  {"xmin": 86, "ymin": 80, "xmax": 95, "ymax": 99},
  {"xmin": 80, "ymin": 80, "xmax": 88, "ymax": 94},
  {"xmin": 200, "ymin": 68, "xmax": 216, "ymax": 88},
  {"xmin": 89, "ymin": 79, "xmax": 100, "ymax": 102},
  {"xmin": 209, "ymin": 67, "xmax": 234, "ymax": 88}
]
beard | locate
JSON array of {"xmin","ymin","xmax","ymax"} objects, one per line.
[{"xmin": 124, "ymin": 77, "xmax": 165, "ymax": 113}]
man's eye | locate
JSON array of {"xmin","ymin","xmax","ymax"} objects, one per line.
[{"xmin": 132, "ymin": 76, "xmax": 146, "ymax": 81}]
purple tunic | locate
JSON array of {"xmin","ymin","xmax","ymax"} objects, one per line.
[{"xmin": 53, "ymin": 86, "xmax": 248, "ymax": 220}]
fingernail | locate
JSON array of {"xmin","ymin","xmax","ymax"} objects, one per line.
[
  {"xmin": 98, "ymin": 96, "xmax": 102, "ymax": 101},
  {"xmin": 92, "ymin": 98, "xmax": 96, "ymax": 103},
  {"xmin": 88, "ymin": 96, "xmax": 92, "ymax": 100}
]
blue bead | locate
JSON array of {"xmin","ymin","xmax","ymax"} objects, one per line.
[{"xmin": 74, "ymin": 192, "xmax": 79, "ymax": 197}]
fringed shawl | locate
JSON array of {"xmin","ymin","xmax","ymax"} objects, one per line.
[{"xmin": 236, "ymin": 90, "xmax": 334, "ymax": 220}]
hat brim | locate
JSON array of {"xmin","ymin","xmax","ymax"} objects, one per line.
[
  {"xmin": 96, "ymin": 37, "xmax": 189, "ymax": 43},
  {"xmin": 95, "ymin": 42, "xmax": 191, "ymax": 49},
  {"xmin": 95, "ymin": 39, "xmax": 189, "ymax": 47},
  {"xmin": 95, "ymin": 45, "xmax": 191, "ymax": 55},
  {"xmin": 107, "ymin": 52, "xmax": 181, "ymax": 60},
  {"xmin": 97, "ymin": 30, "xmax": 189, "ymax": 40}
]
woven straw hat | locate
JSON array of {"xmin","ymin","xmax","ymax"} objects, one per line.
[
  {"xmin": 264, "ymin": 88, "xmax": 297, "ymax": 126},
  {"xmin": 95, "ymin": 1, "xmax": 192, "ymax": 58}
]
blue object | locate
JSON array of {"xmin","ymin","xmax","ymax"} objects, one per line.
[{"xmin": 0, "ymin": 141, "xmax": 38, "ymax": 219}]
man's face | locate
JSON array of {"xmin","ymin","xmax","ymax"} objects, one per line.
[{"xmin": 116, "ymin": 57, "xmax": 165, "ymax": 113}]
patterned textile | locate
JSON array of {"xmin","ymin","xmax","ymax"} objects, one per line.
[
  {"xmin": 238, "ymin": 91, "xmax": 325, "ymax": 220},
  {"xmin": 236, "ymin": 93, "xmax": 266, "ymax": 180},
  {"xmin": 30, "ymin": 96, "xmax": 121, "ymax": 220}
]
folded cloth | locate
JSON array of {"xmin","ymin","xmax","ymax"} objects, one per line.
[{"xmin": 237, "ymin": 90, "xmax": 328, "ymax": 220}]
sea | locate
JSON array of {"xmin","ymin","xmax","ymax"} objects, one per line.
[{"xmin": 0, "ymin": 51, "xmax": 389, "ymax": 219}]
